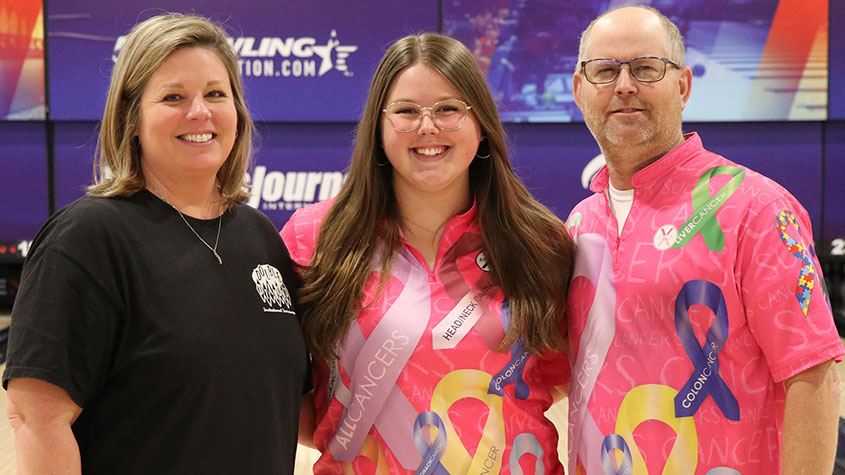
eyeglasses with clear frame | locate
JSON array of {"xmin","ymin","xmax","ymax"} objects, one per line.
[
  {"xmin": 382, "ymin": 99, "xmax": 472, "ymax": 132},
  {"xmin": 580, "ymin": 56, "xmax": 681, "ymax": 84}
]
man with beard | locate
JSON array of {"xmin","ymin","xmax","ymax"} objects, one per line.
[{"xmin": 565, "ymin": 5, "xmax": 843, "ymax": 474}]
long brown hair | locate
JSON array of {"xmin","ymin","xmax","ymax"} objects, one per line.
[
  {"xmin": 87, "ymin": 13, "xmax": 253, "ymax": 204},
  {"xmin": 299, "ymin": 33, "xmax": 574, "ymax": 360}
]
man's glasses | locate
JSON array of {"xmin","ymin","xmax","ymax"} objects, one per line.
[
  {"xmin": 580, "ymin": 56, "xmax": 680, "ymax": 84},
  {"xmin": 382, "ymin": 99, "xmax": 472, "ymax": 132}
]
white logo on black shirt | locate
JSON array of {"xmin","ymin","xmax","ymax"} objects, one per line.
[{"xmin": 252, "ymin": 264, "xmax": 295, "ymax": 314}]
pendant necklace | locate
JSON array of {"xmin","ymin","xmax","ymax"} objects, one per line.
[
  {"xmin": 175, "ymin": 208, "xmax": 223, "ymax": 264},
  {"xmin": 151, "ymin": 188, "xmax": 223, "ymax": 264}
]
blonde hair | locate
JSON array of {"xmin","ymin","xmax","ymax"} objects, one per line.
[
  {"xmin": 299, "ymin": 33, "xmax": 574, "ymax": 359},
  {"xmin": 577, "ymin": 4, "xmax": 686, "ymax": 70},
  {"xmin": 88, "ymin": 13, "xmax": 253, "ymax": 204}
]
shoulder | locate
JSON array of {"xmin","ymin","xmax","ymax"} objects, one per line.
[
  {"xmin": 28, "ymin": 195, "xmax": 140, "ymax": 257},
  {"xmin": 230, "ymin": 202, "xmax": 278, "ymax": 230},
  {"xmin": 700, "ymin": 149, "xmax": 807, "ymax": 216},
  {"xmin": 567, "ymin": 191, "xmax": 605, "ymax": 221},
  {"xmin": 279, "ymin": 200, "xmax": 334, "ymax": 265},
  {"xmin": 286, "ymin": 200, "xmax": 334, "ymax": 229}
]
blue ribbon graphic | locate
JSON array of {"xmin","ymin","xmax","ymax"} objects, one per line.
[
  {"xmin": 488, "ymin": 299, "xmax": 530, "ymax": 399},
  {"xmin": 673, "ymin": 280, "xmax": 740, "ymax": 421},
  {"xmin": 601, "ymin": 434, "xmax": 633, "ymax": 475},
  {"xmin": 413, "ymin": 411, "xmax": 449, "ymax": 475}
]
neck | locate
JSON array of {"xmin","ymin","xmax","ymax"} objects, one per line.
[
  {"xmin": 145, "ymin": 170, "xmax": 225, "ymax": 219},
  {"xmin": 395, "ymin": 184, "xmax": 471, "ymax": 267}
]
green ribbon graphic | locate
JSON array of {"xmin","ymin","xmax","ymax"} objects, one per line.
[
  {"xmin": 568, "ymin": 212, "xmax": 583, "ymax": 238},
  {"xmin": 672, "ymin": 166, "xmax": 744, "ymax": 252}
]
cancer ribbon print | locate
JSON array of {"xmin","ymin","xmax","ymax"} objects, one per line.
[
  {"xmin": 330, "ymin": 247, "xmax": 430, "ymax": 467},
  {"xmin": 775, "ymin": 210, "xmax": 817, "ymax": 316},
  {"xmin": 424, "ymin": 369, "xmax": 506, "ymax": 474},
  {"xmin": 343, "ymin": 436, "xmax": 390, "ymax": 475},
  {"xmin": 487, "ymin": 300, "xmax": 530, "ymax": 400},
  {"xmin": 433, "ymin": 233, "xmax": 501, "ymax": 351},
  {"xmin": 509, "ymin": 433, "xmax": 544, "ymax": 475},
  {"xmin": 673, "ymin": 280, "xmax": 740, "ymax": 421},
  {"xmin": 568, "ymin": 234, "xmax": 617, "ymax": 474},
  {"xmin": 600, "ymin": 434, "xmax": 633, "ymax": 475},
  {"xmin": 412, "ymin": 412, "xmax": 449, "ymax": 475},
  {"xmin": 672, "ymin": 166, "xmax": 744, "ymax": 252},
  {"xmin": 611, "ymin": 384, "xmax": 699, "ymax": 474}
]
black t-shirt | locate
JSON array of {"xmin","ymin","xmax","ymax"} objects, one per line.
[{"xmin": 3, "ymin": 191, "xmax": 309, "ymax": 474}]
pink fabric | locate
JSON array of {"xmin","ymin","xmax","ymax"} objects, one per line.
[
  {"xmin": 282, "ymin": 200, "xmax": 568, "ymax": 474},
  {"xmin": 566, "ymin": 133, "xmax": 844, "ymax": 474}
]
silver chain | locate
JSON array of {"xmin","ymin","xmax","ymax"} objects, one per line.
[
  {"xmin": 174, "ymin": 208, "xmax": 223, "ymax": 264},
  {"xmin": 150, "ymin": 188, "xmax": 223, "ymax": 264}
]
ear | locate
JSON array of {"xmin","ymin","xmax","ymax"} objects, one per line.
[
  {"xmin": 678, "ymin": 65, "xmax": 692, "ymax": 110},
  {"xmin": 572, "ymin": 71, "xmax": 584, "ymax": 112}
]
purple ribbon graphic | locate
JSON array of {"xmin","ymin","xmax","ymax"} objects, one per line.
[
  {"xmin": 673, "ymin": 280, "xmax": 739, "ymax": 421},
  {"xmin": 413, "ymin": 412, "xmax": 449, "ymax": 475},
  {"xmin": 601, "ymin": 434, "xmax": 633, "ymax": 475},
  {"xmin": 487, "ymin": 300, "xmax": 530, "ymax": 400}
]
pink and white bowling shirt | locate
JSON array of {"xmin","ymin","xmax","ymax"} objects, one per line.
[
  {"xmin": 282, "ymin": 200, "xmax": 568, "ymax": 474},
  {"xmin": 566, "ymin": 133, "xmax": 843, "ymax": 474}
]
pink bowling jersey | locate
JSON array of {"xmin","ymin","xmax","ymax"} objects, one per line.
[
  {"xmin": 565, "ymin": 133, "xmax": 843, "ymax": 474},
  {"xmin": 282, "ymin": 200, "xmax": 568, "ymax": 474}
]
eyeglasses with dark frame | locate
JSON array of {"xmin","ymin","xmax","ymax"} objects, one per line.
[
  {"xmin": 580, "ymin": 56, "xmax": 681, "ymax": 84},
  {"xmin": 382, "ymin": 99, "xmax": 472, "ymax": 133}
]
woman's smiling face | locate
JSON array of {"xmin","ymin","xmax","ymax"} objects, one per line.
[{"xmin": 380, "ymin": 62, "xmax": 482, "ymax": 199}]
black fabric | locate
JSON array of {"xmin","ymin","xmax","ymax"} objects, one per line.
[{"xmin": 3, "ymin": 190, "xmax": 309, "ymax": 475}]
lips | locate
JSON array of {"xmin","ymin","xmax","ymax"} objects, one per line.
[
  {"xmin": 178, "ymin": 132, "xmax": 215, "ymax": 143},
  {"xmin": 413, "ymin": 145, "xmax": 449, "ymax": 157},
  {"xmin": 610, "ymin": 101, "xmax": 646, "ymax": 115}
]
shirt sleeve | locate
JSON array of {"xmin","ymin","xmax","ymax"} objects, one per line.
[
  {"xmin": 281, "ymin": 208, "xmax": 314, "ymax": 267},
  {"xmin": 737, "ymin": 198, "xmax": 844, "ymax": 382},
  {"xmin": 2, "ymin": 244, "xmax": 123, "ymax": 407},
  {"xmin": 280, "ymin": 203, "xmax": 327, "ymax": 267}
]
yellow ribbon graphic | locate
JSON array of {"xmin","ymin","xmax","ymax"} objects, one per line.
[
  {"xmin": 613, "ymin": 384, "xmax": 698, "ymax": 474},
  {"xmin": 430, "ymin": 369, "xmax": 506, "ymax": 474},
  {"xmin": 343, "ymin": 435, "xmax": 390, "ymax": 475}
]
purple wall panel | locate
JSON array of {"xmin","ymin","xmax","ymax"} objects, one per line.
[
  {"xmin": 0, "ymin": 122, "xmax": 48, "ymax": 241},
  {"xmin": 245, "ymin": 122, "xmax": 355, "ymax": 229},
  {"xmin": 54, "ymin": 121, "xmax": 99, "ymax": 210},
  {"xmin": 830, "ymin": 1, "xmax": 845, "ymax": 119},
  {"xmin": 824, "ymin": 122, "xmax": 845, "ymax": 240},
  {"xmin": 503, "ymin": 122, "xmax": 596, "ymax": 218},
  {"xmin": 47, "ymin": 0, "xmax": 436, "ymax": 121}
]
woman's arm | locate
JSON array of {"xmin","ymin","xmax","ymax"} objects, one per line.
[
  {"xmin": 6, "ymin": 378, "xmax": 83, "ymax": 475},
  {"xmin": 298, "ymin": 392, "xmax": 317, "ymax": 449}
]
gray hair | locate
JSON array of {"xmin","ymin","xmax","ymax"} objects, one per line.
[{"xmin": 577, "ymin": 4, "xmax": 685, "ymax": 71}]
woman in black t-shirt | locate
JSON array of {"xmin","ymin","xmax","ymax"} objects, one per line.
[{"xmin": 3, "ymin": 13, "xmax": 309, "ymax": 474}]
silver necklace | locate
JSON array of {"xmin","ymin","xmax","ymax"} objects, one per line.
[
  {"xmin": 174, "ymin": 208, "xmax": 223, "ymax": 264},
  {"xmin": 151, "ymin": 188, "xmax": 223, "ymax": 264}
]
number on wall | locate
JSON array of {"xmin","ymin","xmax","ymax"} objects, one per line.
[{"xmin": 832, "ymin": 238, "xmax": 845, "ymax": 256}]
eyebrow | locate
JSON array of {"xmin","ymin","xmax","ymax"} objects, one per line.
[
  {"xmin": 158, "ymin": 79, "xmax": 225, "ymax": 89},
  {"xmin": 389, "ymin": 96, "xmax": 460, "ymax": 104}
]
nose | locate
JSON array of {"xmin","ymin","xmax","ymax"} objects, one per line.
[
  {"xmin": 614, "ymin": 65, "xmax": 638, "ymax": 96},
  {"xmin": 417, "ymin": 110, "xmax": 439, "ymax": 134},
  {"xmin": 187, "ymin": 97, "xmax": 211, "ymax": 120}
]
